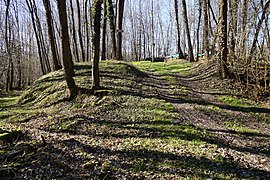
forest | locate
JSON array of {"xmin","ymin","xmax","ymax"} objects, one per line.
[{"xmin": 0, "ymin": 0, "xmax": 270, "ymax": 179}]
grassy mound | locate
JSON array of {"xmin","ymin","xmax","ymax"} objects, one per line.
[{"xmin": 1, "ymin": 60, "xmax": 270, "ymax": 179}]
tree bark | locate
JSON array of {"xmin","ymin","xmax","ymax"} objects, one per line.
[
  {"xmin": 116, "ymin": 0, "xmax": 125, "ymax": 60},
  {"xmin": 57, "ymin": 0, "xmax": 77, "ymax": 99},
  {"xmin": 69, "ymin": 0, "xmax": 80, "ymax": 62},
  {"xmin": 248, "ymin": 0, "xmax": 270, "ymax": 64},
  {"xmin": 197, "ymin": 0, "xmax": 202, "ymax": 61},
  {"xmin": 91, "ymin": 0, "xmax": 102, "ymax": 90},
  {"xmin": 43, "ymin": 0, "xmax": 62, "ymax": 71},
  {"xmin": 101, "ymin": 0, "xmax": 107, "ymax": 60},
  {"xmin": 174, "ymin": 0, "xmax": 185, "ymax": 59},
  {"xmin": 4, "ymin": 0, "xmax": 13, "ymax": 92},
  {"xmin": 182, "ymin": 0, "xmax": 195, "ymax": 62},
  {"xmin": 203, "ymin": 0, "xmax": 210, "ymax": 58},
  {"xmin": 106, "ymin": 0, "xmax": 117, "ymax": 59},
  {"xmin": 76, "ymin": 0, "xmax": 85, "ymax": 62},
  {"xmin": 218, "ymin": 0, "xmax": 230, "ymax": 78}
]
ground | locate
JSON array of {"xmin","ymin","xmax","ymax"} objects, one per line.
[{"xmin": 0, "ymin": 60, "xmax": 270, "ymax": 179}]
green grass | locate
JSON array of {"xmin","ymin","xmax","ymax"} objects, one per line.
[
  {"xmin": 132, "ymin": 60, "xmax": 192, "ymax": 76},
  {"xmin": 218, "ymin": 95, "xmax": 258, "ymax": 108},
  {"xmin": 0, "ymin": 60, "xmax": 268, "ymax": 179}
]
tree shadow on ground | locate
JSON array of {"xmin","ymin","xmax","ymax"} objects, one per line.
[
  {"xmin": 44, "ymin": 114, "xmax": 270, "ymax": 157},
  {"xmin": 61, "ymin": 138, "xmax": 270, "ymax": 179}
]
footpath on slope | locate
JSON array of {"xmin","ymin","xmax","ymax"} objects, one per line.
[
  {"xmin": 139, "ymin": 60, "xmax": 270, "ymax": 176},
  {"xmin": 0, "ymin": 60, "xmax": 270, "ymax": 179}
]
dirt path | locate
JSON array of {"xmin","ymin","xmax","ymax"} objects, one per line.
[
  {"xmin": 1, "ymin": 61, "xmax": 270, "ymax": 179},
  {"xmin": 140, "ymin": 63, "xmax": 270, "ymax": 176}
]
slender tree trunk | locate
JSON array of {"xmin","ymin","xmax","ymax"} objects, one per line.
[
  {"xmin": 91, "ymin": 0, "xmax": 102, "ymax": 90},
  {"xmin": 229, "ymin": 0, "xmax": 239, "ymax": 55},
  {"xmin": 106, "ymin": 0, "xmax": 117, "ymax": 59},
  {"xmin": 43, "ymin": 0, "xmax": 62, "ymax": 71},
  {"xmin": 218, "ymin": 0, "xmax": 230, "ymax": 78},
  {"xmin": 101, "ymin": 0, "xmax": 107, "ymax": 60},
  {"xmin": 32, "ymin": 0, "xmax": 51, "ymax": 73},
  {"xmin": 197, "ymin": 0, "xmax": 202, "ymax": 61},
  {"xmin": 57, "ymin": 0, "xmax": 77, "ymax": 99},
  {"xmin": 4, "ymin": 0, "xmax": 13, "ymax": 92},
  {"xmin": 116, "ymin": 0, "xmax": 125, "ymax": 60},
  {"xmin": 84, "ymin": 0, "xmax": 90, "ymax": 62},
  {"xmin": 150, "ymin": 0, "xmax": 155, "ymax": 62},
  {"xmin": 76, "ymin": 0, "xmax": 85, "ymax": 62},
  {"xmin": 182, "ymin": 0, "xmax": 195, "ymax": 62},
  {"xmin": 174, "ymin": 0, "xmax": 185, "ymax": 59},
  {"xmin": 248, "ymin": 0, "xmax": 270, "ymax": 64},
  {"xmin": 26, "ymin": 0, "xmax": 46, "ymax": 75},
  {"xmin": 69, "ymin": 0, "xmax": 80, "ymax": 62},
  {"xmin": 203, "ymin": 0, "xmax": 210, "ymax": 58}
]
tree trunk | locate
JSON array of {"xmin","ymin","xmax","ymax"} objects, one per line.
[
  {"xmin": 84, "ymin": 0, "xmax": 90, "ymax": 62},
  {"xmin": 4, "ymin": 0, "xmax": 13, "ymax": 92},
  {"xmin": 197, "ymin": 0, "xmax": 202, "ymax": 61},
  {"xmin": 26, "ymin": 0, "xmax": 46, "ymax": 75},
  {"xmin": 76, "ymin": 0, "xmax": 85, "ymax": 62},
  {"xmin": 91, "ymin": 0, "xmax": 102, "ymax": 90},
  {"xmin": 116, "ymin": 0, "xmax": 125, "ymax": 60},
  {"xmin": 203, "ymin": 0, "xmax": 210, "ymax": 58},
  {"xmin": 218, "ymin": 0, "xmax": 230, "ymax": 78},
  {"xmin": 174, "ymin": 0, "xmax": 185, "ymax": 59},
  {"xmin": 106, "ymin": 0, "xmax": 117, "ymax": 59},
  {"xmin": 43, "ymin": 0, "xmax": 62, "ymax": 71},
  {"xmin": 248, "ymin": 0, "xmax": 270, "ymax": 64},
  {"xmin": 151, "ymin": 0, "xmax": 155, "ymax": 62},
  {"xmin": 69, "ymin": 0, "xmax": 80, "ymax": 62},
  {"xmin": 229, "ymin": 0, "xmax": 239, "ymax": 55},
  {"xmin": 57, "ymin": 0, "xmax": 77, "ymax": 99},
  {"xmin": 101, "ymin": 0, "xmax": 107, "ymax": 60},
  {"xmin": 182, "ymin": 0, "xmax": 195, "ymax": 62}
]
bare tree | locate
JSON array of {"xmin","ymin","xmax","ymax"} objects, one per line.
[
  {"xmin": 116, "ymin": 0, "xmax": 125, "ymax": 60},
  {"xmin": 43, "ymin": 0, "xmax": 62, "ymax": 71},
  {"xmin": 203, "ymin": 0, "xmax": 210, "ymax": 58},
  {"xmin": 69, "ymin": 0, "xmax": 79, "ymax": 62},
  {"xmin": 196, "ymin": 0, "xmax": 203, "ymax": 61},
  {"xmin": 76, "ymin": 0, "xmax": 85, "ymax": 62},
  {"xmin": 182, "ymin": 0, "xmax": 195, "ymax": 62},
  {"xmin": 106, "ymin": 0, "xmax": 117, "ymax": 59},
  {"xmin": 101, "ymin": 0, "xmax": 107, "ymax": 60},
  {"xmin": 91, "ymin": 0, "xmax": 102, "ymax": 90},
  {"xmin": 218, "ymin": 0, "xmax": 230, "ymax": 78},
  {"xmin": 174, "ymin": 0, "xmax": 185, "ymax": 59},
  {"xmin": 57, "ymin": 0, "xmax": 77, "ymax": 99},
  {"xmin": 248, "ymin": 0, "xmax": 270, "ymax": 64}
]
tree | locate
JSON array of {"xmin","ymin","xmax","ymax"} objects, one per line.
[
  {"xmin": 106, "ymin": 0, "xmax": 117, "ymax": 59},
  {"xmin": 26, "ymin": 0, "xmax": 51, "ymax": 75},
  {"xmin": 69, "ymin": 0, "xmax": 80, "ymax": 62},
  {"xmin": 116, "ymin": 0, "xmax": 125, "ymax": 60},
  {"xmin": 101, "ymin": 0, "xmax": 107, "ymax": 60},
  {"xmin": 57, "ymin": 0, "xmax": 77, "ymax": 99},
  {"xmin": 174, "ymin": 0, "xmax": 185, "ymax": 59},
  {"xmin": 203, "ymin": 0, "xmax": 210, "ymax": 58},
  {"xmin": 76, "ymin": 0, "xmax": 85, "ymax": 62},
  {"xmin": 218, "ymin": 0, "xmax": 230, "ymax": 78},
  {"xmin": 4, "ymin": 0, "xmax": 13, "ymax": 92},
  {"xmin": 196, "ymin": 0, "xmax": 203, "ymax": 61},
  {"xmin": 91, "ymin": 0, "xmax": 102, "ymax": 90},
  {"xmin": 150, "ymin": 0, "xmax": 155, "ymax": 62},
  {"xmin": 42, "ymin": 0, "xmax": 62, "ymax": 71},
  {"xmin": 248, "ymin": 0, "xmax": 270, "ymax": 64},
  {"xmin": 182, "ymin": 0, "xmax": 195, "ymax": 62}
]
